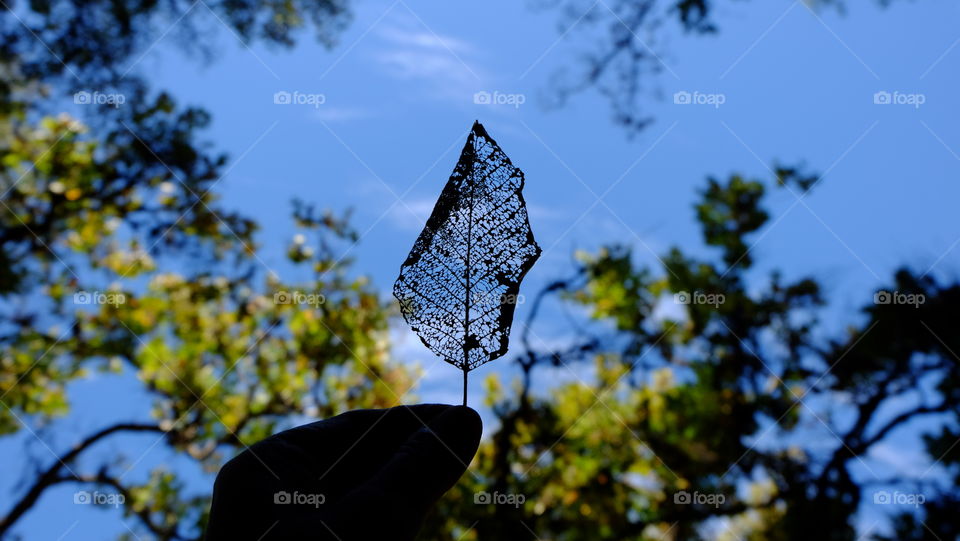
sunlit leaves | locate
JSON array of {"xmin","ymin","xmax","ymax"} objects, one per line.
[
  {"xmin": 0, "ymin": 108, "xmax": 414, "ymax": 537},
  {"xmin": 425, "ymin": 166, "xmax": 842, "ymax": 540}
]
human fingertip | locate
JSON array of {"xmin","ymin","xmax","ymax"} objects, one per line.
[
  {"xmin": 445, "ymin": 405, "xmax": 481, "ymax": 437},
  {"xmin": 422, "ymin": 405, "xmax": 481, "ymax": 458}
]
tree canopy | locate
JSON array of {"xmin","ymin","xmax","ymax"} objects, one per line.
[{"xmin": 1, "ymin": 0, "xmax": 956, "ymax": 540}]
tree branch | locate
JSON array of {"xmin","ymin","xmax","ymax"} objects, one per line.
[
  {"xmin": 57, "ymin": 470, "xmax": 185, "ymax": 540},
  {"xmin": 860, "ymin": 401, "xmax": 951, "ymax": 450},
  {"xmin": 0, "ymin": 422, "xmax": 163, "ymax": 536}
]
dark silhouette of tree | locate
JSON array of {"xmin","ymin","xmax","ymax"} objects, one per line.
[
  {"xmin": 422, "ymin": 165, "xmax": 959, "ymax": 540},
  {"xmin": 541, "ymin": 0, "xmax": 908, "ymax": 132}
]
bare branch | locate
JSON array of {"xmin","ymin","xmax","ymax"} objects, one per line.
[{"xmin": 0, "ymin": 422, "xmax": 163, "ymax": 536}]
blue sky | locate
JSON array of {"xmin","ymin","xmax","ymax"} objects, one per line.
[{"xmin": 3, "ymin": 0, "xmax": 960, "ymax": 537}]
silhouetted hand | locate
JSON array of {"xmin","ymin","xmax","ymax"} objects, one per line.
[{"xmin": 206, "ymin": 404, "xmax": 482, "ymax": 540}]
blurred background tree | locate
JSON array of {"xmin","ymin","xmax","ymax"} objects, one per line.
[
  {"xmin": 538, "ymin": 0, "xmax": 916, "ymax": 132},
  {"xmin": 0, "ymin": 1, "xmax": 412, "ymax": 538},
  {"xmin": 1, "ymin": 0, "xmax": 956, "ymax": 540},
  {"xmin": 424, "ymin": 166, "xmax": 960, "ymax": 540}
]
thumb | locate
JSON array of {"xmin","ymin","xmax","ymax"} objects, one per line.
[
  {"xmin": 324, "ymin": 406, "xmax": 482, "ymax": 540},
  {"xmin": 369, "ymin": 405, "xmax": 482, "ymax": 506}
]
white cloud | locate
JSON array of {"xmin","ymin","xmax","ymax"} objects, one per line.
[
  {"xmin": 526, "ymin": 203, "xmax": 562, "ymax": 222},
  {"xmin": 377, "ymin": 25, "xmax": 475, "ymax": 53},
  {"xmin": 372, "ymin": 17, "xmax": 485, "ymax": 101},
  {"xmin": 387, "ymin": 197, "xmax": 435, "ymax": 230}
]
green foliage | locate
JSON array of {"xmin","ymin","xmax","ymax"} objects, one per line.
[
  {"xmin": 422, "ymin": 167, "xmax": 958, "ymax": 541},
  {"xmin": 0, "ymin": 107, "xmax": 416, "ymax": 534},
  {"xmin": 1, "ymin": 2, "xmax": 956, "ymax": 540},
  {"xmin": 0, "ymin": 2, "xmax": 415, "ymax": 538},
  {"xmin": 695, "ymin": 175, "xmax": 767, "ymax": 268}
]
